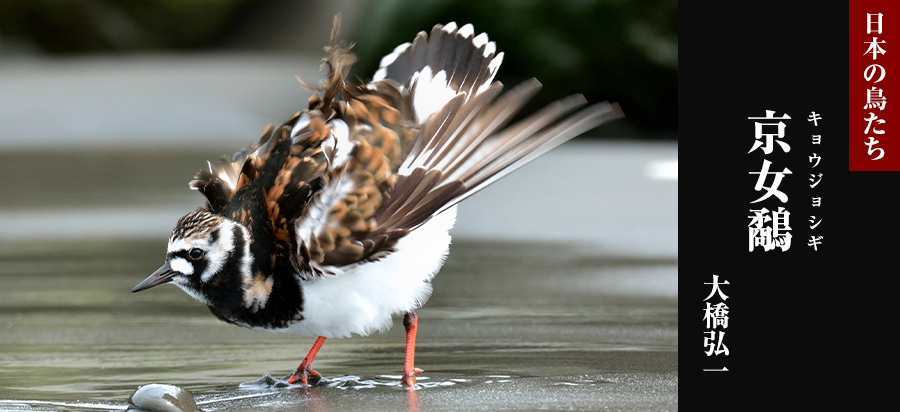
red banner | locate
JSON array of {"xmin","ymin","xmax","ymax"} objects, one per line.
[{"xmin": 851, "ymin": 1, "xmax": 900, "ymax": 170}]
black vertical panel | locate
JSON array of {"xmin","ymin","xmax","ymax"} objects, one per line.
[{"xmin": 681, "ymin": 2, "xmax": 851, "ymax": 408}]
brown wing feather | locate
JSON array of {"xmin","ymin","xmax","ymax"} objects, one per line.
[
  {"xmin": 294, "ymin": 94, "xmax": 411, "ymax": 274},
  {"xmin": 290, "ymin": 21, "xmax": 622, "ymax": 278},
  {"xmin": 190, "ymin": 125, "xmax": 278, "ymax": 213}
]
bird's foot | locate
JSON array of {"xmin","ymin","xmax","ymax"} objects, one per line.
[
  {"xmin": 402, "ymin": 368, "xmax": 424, "ymax": 387},
  {"xmin": 285, "ymin": 336, "xmax": 327, "ymax": 386},
  {"xmin": 285, "ymin": 366, "xmax": 322, "ymax": 386}
]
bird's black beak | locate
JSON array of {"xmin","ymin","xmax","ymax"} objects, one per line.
[{"xmin": 132, "ymin": 262, "xmax": 177, "ymax": 293}]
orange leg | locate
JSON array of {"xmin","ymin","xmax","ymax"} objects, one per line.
[
  {"xmin": 286, "ymin": 336, "xmax": 326, "ymax": 385},
  {"xmin": 402, "ymin": 311, "xmax": 424, "ymax": 387}
]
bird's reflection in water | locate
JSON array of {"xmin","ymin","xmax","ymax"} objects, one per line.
[
  {"xmin": 232, "ymin": 373, "xmax": 433, "ymax": 411},
  {"xmin": 406, "ymin": 386, "xmax": 420, "ymax": 412}
]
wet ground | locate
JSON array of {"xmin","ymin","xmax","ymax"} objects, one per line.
[
  {"xmin": 0, "ymin": 238, "xmax": 676, "ymax": 411},
  {"xmin": 0, "ymin": 141, "xmax": 676, "ymax": 410}
]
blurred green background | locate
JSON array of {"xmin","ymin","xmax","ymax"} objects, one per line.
[{"xmin": 0, "ymin": 0, "xmax": 677, "ymax": 138}]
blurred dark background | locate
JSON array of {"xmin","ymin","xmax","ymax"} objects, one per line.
[{"xmin": 0, "ymin": 0, "xmax": 677, "ymax": 139}]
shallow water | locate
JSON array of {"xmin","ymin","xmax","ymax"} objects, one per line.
[{"xmin": 0, "ymin": 238, "xmax": 677, "ymax": 411}]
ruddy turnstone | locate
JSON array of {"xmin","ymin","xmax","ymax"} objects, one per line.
[{"xmin": 132, "ymin": 16, "xmax": 621, "ymax": 387}]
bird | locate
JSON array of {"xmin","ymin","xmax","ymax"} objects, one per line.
[{"xmin": 132, "ymin": 16, "xmax": 622, "ymax": 388}]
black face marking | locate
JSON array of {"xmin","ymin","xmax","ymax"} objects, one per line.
[
  {"xmin": 198, "ymin": 223, "xmax": 304, "ymax": 329},
  {"xmin": 174, "ymin": 138, "xmax": 308, "ymax": 329},
  {"xmin": 169, "ymin": 250, "xmax": 187, "ymax": 259},
  {"xmin": 191, "ymin": 259, "xmax": 208, "ymax": 280}
]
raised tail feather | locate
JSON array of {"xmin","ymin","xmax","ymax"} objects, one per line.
[
  {"xmin": 368, "ymin": 22, "xmax": 623, "ymax": 234},
  {"xmin": 373, "ymin": 22, "xmax": 504, "ymax": 124}
]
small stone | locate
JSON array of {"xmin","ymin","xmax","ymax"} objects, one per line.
[{"xmin": 126, "ymin": 384, "xmax": 200, "ymax": 412}]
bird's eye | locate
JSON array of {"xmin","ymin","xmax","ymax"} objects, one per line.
[{"xmin": 188, "ymin": 248, "xmax": 204, "ymax": 260}]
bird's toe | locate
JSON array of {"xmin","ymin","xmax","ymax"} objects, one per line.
[{"xmin": 285, "ymin": 367, "xmax": 322, "ymax": 386}]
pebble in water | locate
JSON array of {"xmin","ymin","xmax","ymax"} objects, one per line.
[{"xmin": 126, "ymin": 384, "xmax": 200, "ymax": 412}]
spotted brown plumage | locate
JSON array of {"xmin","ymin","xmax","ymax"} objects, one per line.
[{"xmin": 133, "ymin": 16, "xmax": 623, "ymax": 388}]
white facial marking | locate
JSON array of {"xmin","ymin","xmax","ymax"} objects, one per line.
[
  {"xmin": 237, "ymin": 225, "xmax": 253, "ymax": 284},
  {"xmin": 172, "ymin": 276, "xmax": 210, "ymax": 305},
  {"xmin": 170, "ymin": 257, "xmax": 193, "ymax": 275},
  {"xmin": 164, "ymin": 218, "xmax": 254, "ymax": 308},
  {"xmin": 200, "ymin": 225, "xmax": 234, "ymax": 283},
  {"xmin": 167, "ymin": 220, "xmax": 239, "ymax": 283}
]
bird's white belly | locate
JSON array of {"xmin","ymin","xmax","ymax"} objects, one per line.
[{"xmin": 278, "ymin": 206, "xmax": 457, "ymax": 338}]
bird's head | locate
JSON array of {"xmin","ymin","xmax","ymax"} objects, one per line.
[{"xmin": 132, "ymin": 209, "xmax": 253, "ymax": 305}]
